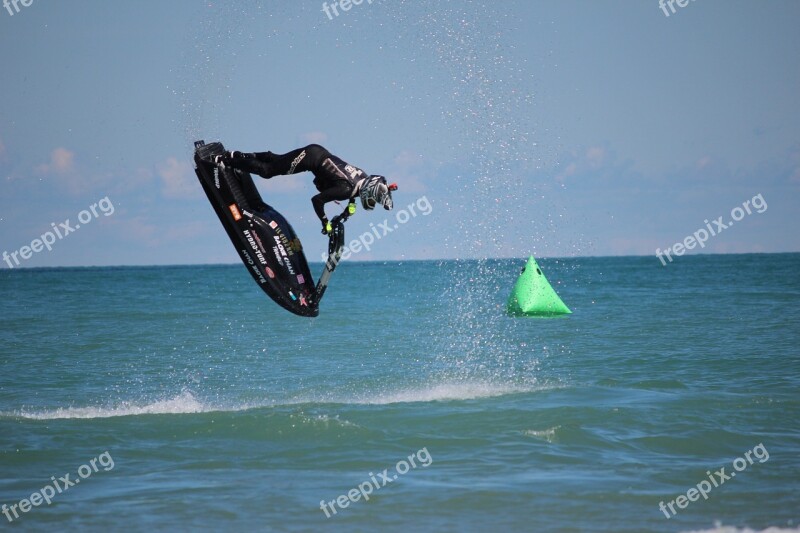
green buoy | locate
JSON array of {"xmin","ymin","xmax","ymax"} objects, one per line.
[{"xmin": 506, "ymin": 256, "xmax": 572, "ymax": 317}]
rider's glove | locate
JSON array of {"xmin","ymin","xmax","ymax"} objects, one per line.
[
  {"xmin": 229, "ymin": 151, "xmax": 254, "ymax": 160},
  {"xmin": 321, "ymin": 218, "xmax": 332, "ymax": 235},
  {"xmin": 213, "ymin": 153, "xmax": 231, "ymax": 166},
  {"xmin": 347, "ymin": 202, "xmax": 357, "ymax": 215}
]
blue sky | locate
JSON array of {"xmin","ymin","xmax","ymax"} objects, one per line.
[{"xmin": 1, "ymin": 0, "xmax": 798, "ymax": 267}]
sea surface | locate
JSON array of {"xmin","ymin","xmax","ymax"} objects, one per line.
[{"xmin": 1, "ymin": 254, "xmax": 798, "ymax": 532}]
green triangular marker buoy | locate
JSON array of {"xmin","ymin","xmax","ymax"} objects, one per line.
[{"xmin": 507, "ymin": 256, "xmax": 572, "ymax": 317}]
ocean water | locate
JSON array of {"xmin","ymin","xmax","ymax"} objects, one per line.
[{"xmin": 0, "ymin": 254, "xmax": 798, "ymax": 532}]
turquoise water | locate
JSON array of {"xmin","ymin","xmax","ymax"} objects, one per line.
[{"xmin": 1, "ymin": 254, "xmax": 798, "ymax": 532}]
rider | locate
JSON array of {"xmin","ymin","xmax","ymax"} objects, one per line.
[{"xmin": 216, "ymin": 144, "xmax": 394, "ymax": 235}]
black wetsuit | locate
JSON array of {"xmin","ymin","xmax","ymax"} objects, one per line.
[{"xmin": 229, "ymin": 144, "xmax": 367, "ymax": 222}]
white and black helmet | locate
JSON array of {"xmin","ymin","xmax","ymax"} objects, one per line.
[{"xmin": 359, "ymin": 175, "xmax": 393, "ymax": 210}]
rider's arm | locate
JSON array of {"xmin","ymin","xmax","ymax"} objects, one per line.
[{"xmin": 311, "ymin": 182, "xmax": 353, "ymax": 221}]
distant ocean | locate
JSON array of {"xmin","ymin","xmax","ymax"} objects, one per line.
[{"xmin": 1, "ymin": 254, "xmax": 798, "ymax": 532}]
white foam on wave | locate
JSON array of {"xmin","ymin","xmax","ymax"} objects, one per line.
[
  {"xmin": 523, "ymin": 426, "xmax": 561, "ymax": 443},
  {"xmin": 11, "ymin": 391, "xmax": 220, "ymax": 420},
  {"xmin": 342, "ymin": 381, "xmax": 541, "ymax": 405},
  {"xmin": 6, "ymin": 381, "xmax": 552, "ymax": 420},
  {"xmin": 681, "ymin": 526, "xmax": 800, "ymax": 533}
]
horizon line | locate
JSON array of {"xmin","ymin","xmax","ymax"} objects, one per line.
[{"xmin": 1, "ymin": 250, "xmax": 798, "ymax": 271}]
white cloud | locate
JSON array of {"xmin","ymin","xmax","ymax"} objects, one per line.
[
  {"xmin": 163, "ymin": 220, "xmax": 207, "ymax": 241},
  {"xmin": 554, "ymin": 146, "xmax": 609, "ymax": 182},
  {"xmin": 555, "ymin": 162, "xmax": 577, "ymax": 182},
  {"xmin": 386, "ymin": 149, "xmax": 427, "ymax": 193},
  {"xmin": 696, "ymin": 155, "xmax": 712, "ymax": 170},
  {"xmin": 393, "ymin": 150, "xmax": 423, "ymax": 167},
  {"xmin": 299, "ymin": 131, "xmax": 328, "ymax": 145},
  {"xmin": 36, "ymin": 147, "xmax": 75, "ymax": 175},
  {"xmin": 585, "ymin": 146, "xmax": 606, "ymax": 168},
  {"xmin": 33, "ymin": 147, "xmax": 105, "ymax": 194},
  {"xmin": 258, "ymin": 175, "xmax": 308, "ymax": 193},
  {"xmin": 157, "ymin": 157, "xmax": 198, "ymax": 199},
  {"xmin": 118, "ymin": 216, "xmax": 159, "ymax": 246},
  {"xmin": 789, "ymin": 146, "xmax": 800, "ymax": 183}
]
